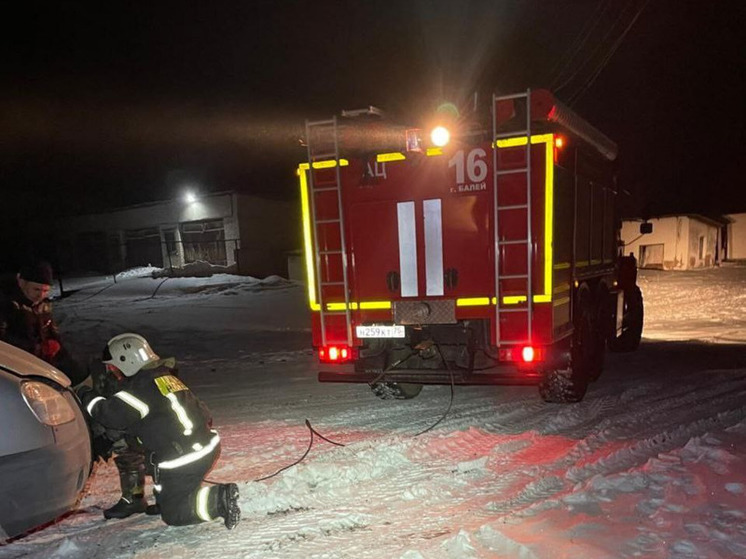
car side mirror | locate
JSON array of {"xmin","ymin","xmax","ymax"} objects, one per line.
[{"xmin": 640, "ymin": 222, "xmax": 653, "ymax": 234}]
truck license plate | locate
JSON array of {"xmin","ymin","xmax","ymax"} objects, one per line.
[{"xmin": 355, "ymin": 325, "xmax": 405, "ymax": 338}]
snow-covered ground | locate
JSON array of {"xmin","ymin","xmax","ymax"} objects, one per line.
[
  {"xmin": 639, "ymin": 265, "xmax": 746, "ymax": 344},
  {"xmin": 2, "ymin": 266, "xmax": 746, "ymax": 558}
]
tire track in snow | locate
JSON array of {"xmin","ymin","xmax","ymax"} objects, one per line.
[
  {"xmin": 533, "ymin": 372, "xmax": 746, "ymax": 477},
  {"xmin": 226, "ymin": 437, "xmax": 466, "ymax": 558},
  {"xmin": 477, "ymin": 378, "xmax": 746, "ymax": 521}
]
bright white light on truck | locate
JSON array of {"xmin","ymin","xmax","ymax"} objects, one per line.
[
  {"xmin": 521, "ymin": 346, "xmax": 535, "ymax": 363},
  {"xmin": 430, "ymin": 126, "xmax": 450, "ymax": 147}
]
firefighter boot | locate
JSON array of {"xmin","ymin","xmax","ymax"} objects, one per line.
[
  {"xmin": 217, "ymin": 483, "xmax": 241, "ymax": 530},
  {"xmin": 104, "ymin": 463, "xmax": 147, "ymax": 519}
]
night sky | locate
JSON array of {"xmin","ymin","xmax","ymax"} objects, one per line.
[{"xmin": 2, "ymin": 1, "xmax": 745, "ymax": 242}]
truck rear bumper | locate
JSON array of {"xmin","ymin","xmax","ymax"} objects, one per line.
[{"xmin": 319, "ymin": 365, "xmax": 543, "ymax": 386}]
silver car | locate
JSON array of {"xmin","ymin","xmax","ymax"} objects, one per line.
[{"xmin": 0, "ymin": 340, "xmax": 92, "ymax": 540}]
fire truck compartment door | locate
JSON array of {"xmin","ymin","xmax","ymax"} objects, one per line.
[
  {"xmin": 349, "ymin": 200, "xmax": 402, "ymax": 301},
  {"xmin": 349, "ymin": 195, "xmax": 492, "ymax": 302}
]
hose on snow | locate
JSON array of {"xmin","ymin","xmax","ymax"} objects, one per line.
[
  {"xmin": 223, "ymin": 341, "xmax": 457, "ymax": 484},
  {"xmin": 252, "ymin": 419, "xmax": 346, "ymax": 482}
]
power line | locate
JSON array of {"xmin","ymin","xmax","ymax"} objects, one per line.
[
  {"xmin": 549, "ymin": 0, "xmax": 612, "ymax": 89},
  {"xmin": 554, "ymin": 0, "xmax": 636, "ymax": 95},
  {"xmin": 567, "ymin": 0, "xmax": 650, "ymax": 105}
]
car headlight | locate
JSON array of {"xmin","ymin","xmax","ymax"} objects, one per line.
[{"xmin": 21, "ymin": 381, "xmax": 76, "ymax": 426}]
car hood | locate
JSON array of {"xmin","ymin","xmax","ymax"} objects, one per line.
[{"xmin": 0, "ymin": 341, "xmax": 71, "ymax": 387}]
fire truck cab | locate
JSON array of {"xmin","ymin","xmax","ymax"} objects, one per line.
[{"xmin": 298, "ymin": 90, "xmax": 644, "ymax": 403}]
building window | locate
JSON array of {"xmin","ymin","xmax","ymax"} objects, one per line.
[
  {"xmin": 181, "ymin": 220, "xmax": 224, "ymax": 234},
  {"xmin": 180, "ymin": 219, "xmax": 227, "ymax": 265},
  {"xmin": 698, "ymin": 236, "xmax": 705, "ymax": 260}
]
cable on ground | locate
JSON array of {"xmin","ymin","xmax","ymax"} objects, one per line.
[
  {"xmin": 67, "ymin": 281, "xmax": 117, "ymax": 303},
  {"xmin": 145, "ymin": 277, "xmax": 170, "ymax": 300},
  {"xmin": 251, "ymin": 419, "xmax": 345, "ymax": 483},
  {"xmin": 366, "ymin": 340, "xmax": 457, "ymax": 437},
  {"xmin": 413, "ymin": 343, "xmax": 455, "ymax": 437},
  {"xmin": 215, "ymin": 341, "xmax": 459, "ymax": 484}
]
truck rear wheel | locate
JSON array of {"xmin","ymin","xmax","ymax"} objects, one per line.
[
  {"xmin": 539, "ymin": 288, "xmax": 592, "ymax": 403},
  {"xmin": 588, "ymin": 286, "xmax": 609, "ymax": 382},
  {"xmin": 371, "ymin": 382, "xmax": 423, "ymax": 400},
  {"xmin": 608, "ymin": 286, "xmax": 643, "ymax": 352}
]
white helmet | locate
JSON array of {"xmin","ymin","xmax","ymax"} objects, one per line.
[{"xmin": 103, "ymin": 333, "xmax": 160, "ymax": 377}]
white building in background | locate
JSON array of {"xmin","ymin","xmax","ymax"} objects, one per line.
[
  {"xmin": 621, "ymin": 215, "xmax": 724, "ymax": 270},
  {"xmin": 725, "ymin": 213, "xmax": 746, "ymax": 261},
  {"xmin": 54, "ymin": 191, "xmax": 299, "ymax": 278}
]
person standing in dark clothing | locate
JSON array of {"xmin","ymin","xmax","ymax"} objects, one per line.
[
  {"xmin": 78, "ymin": 333, "xmax": 241, "ymax": 529},
  {"xmin": 0, "ymin": 259, "xmax": 87, "ymax": 385}
]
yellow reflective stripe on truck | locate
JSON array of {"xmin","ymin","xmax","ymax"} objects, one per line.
[
  {"xmin": 495, "ymin": 134, "xmax": 554, "ymax": 304},
  {"xmin": 311, "ymin": 296, "xmax": 553, "ymax": 312},
  {"xmin": 377, "ymin": 152, "xmax": 406, "ymax": 162},
  {"xmin": 298, "ymin": 166, "xmax": 320, "ymax": 311},
  {"xmin": 298, "ymin": 159, "xmax": 350, "ymax": 312}
]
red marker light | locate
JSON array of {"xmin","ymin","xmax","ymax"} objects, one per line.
[
  {"xmin": 553, "ymin": 136, "xmax": 565, "ymax": 163},
  {"xmin": 318, "ymin": 345, "xmax": 355, "ymax": 363},
  {"xmin": 498, "ymin": 346, "xmax": 544, "ymax": 363}
]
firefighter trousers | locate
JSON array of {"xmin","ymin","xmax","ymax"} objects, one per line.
[{"xmin": 154, "ymin": 444, "xmax": 221, "ymax": 526}]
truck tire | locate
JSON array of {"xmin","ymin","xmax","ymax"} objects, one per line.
[
  {"xmin": 371, "ymin": 382, "xmax": 423, "ymax": 400},
  {"xmin": 587, "ymin": 286, "xmax": 608, "ymax": 382},
  {"xmin": 608, "ymin": 286, "xmax": 643, "ymax": 352},
  {"xmin": 539, "ymin": 288, "xmax": 592, "ymax": 403}
]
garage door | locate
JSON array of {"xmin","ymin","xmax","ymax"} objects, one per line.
[
  {"xmin": 639, "ymin": 243, "xmax": 664, "ymax": 269},
  {"xmin": 125, "ymin": 228, "xmax": 163, "ymax": 269}
]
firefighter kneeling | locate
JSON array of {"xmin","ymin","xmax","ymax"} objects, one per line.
[{"xmin": 78, "ymin": 333, "xmax": 241, "ymax": 530}]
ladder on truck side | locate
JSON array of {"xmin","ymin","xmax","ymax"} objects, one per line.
[
  {"xmin": 492, "ymin": 90, "xmax": 535, "ymax": 346},
  {"xmin": 305, "ymin": 117, "xmax": 353, "ymax": 348}
]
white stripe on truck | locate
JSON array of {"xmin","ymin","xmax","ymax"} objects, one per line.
[
  {"xmin": 424, "ymin": 199, "xmax": 444, "ymax": 296},
  {"xmin": 397, "ymin": 201, "xmax": 418, "ymax": 297}
]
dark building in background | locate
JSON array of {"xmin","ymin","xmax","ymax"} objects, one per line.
[{"xmin": 51, "ymin": 192, "xmax": 299, "ymax": 278}]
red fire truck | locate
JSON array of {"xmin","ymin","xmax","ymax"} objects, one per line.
[{"xmin": 298, "ymin": 89, "xmax": 645, "ymax": 403}]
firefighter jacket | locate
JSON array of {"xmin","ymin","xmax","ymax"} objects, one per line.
[
  {"xmin": 0, "ymin": 279, "xmax": 60, "ymax": 358},
  {"xmin": 82, "ymin": 365, "xmax": 219, "ymax": 471}
]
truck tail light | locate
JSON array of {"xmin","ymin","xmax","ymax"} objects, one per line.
[
  {"xmin": 318, "ymin": 345, "xmax": 356, "ymax": 363},
  {"xmin": 498, "ymin": 346, "xmax": 545, "ymax": 364}
]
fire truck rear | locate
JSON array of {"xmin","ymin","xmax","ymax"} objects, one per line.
[{"xmin": 298, "ymin": 90, "xmax": 645, "ymax": 403}]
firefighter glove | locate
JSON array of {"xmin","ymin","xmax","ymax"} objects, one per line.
[
  {"xmin": 74, "ymin": 384, "xmax": 93, "ymax": 401},
  {"xmin": 74, "ymin": 385, "xmax": 103, "ymax": 411}
]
